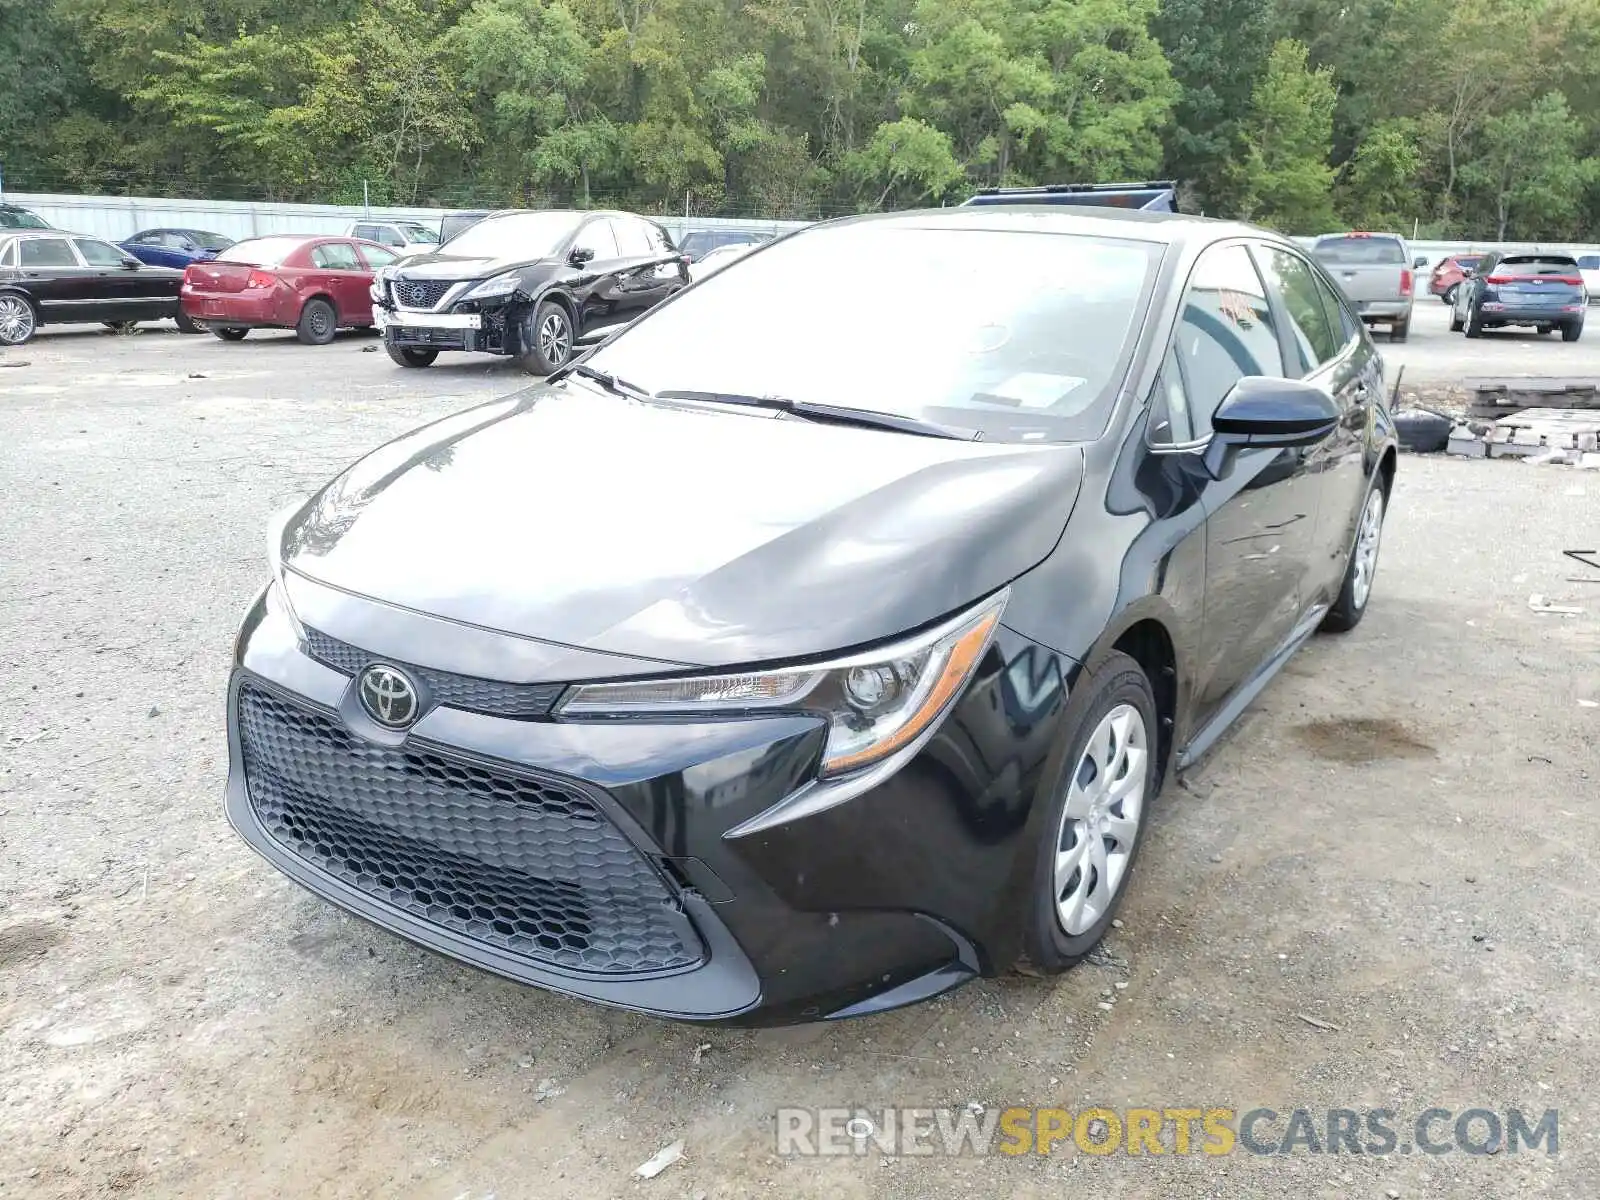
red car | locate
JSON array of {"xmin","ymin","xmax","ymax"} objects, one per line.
[
  {"xmin": 1428, "ymin": 254, "xmax": 1484, "ymax": 304},
  {"xmin": 181, "ymin": 235, "xmax": 403, "ymax": 344}
]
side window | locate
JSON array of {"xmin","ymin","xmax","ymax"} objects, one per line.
[
  {"xmin": 573, "ymin": 219, "xmax": 620, "ymax": 260},
  {"xmin": 610, "ymin": 218, "xmax": 652, "ymax": 257},
  {"xmin": 379, "ymin": 227, "xmax": 405, "ymax": 247},
  {"xmin": 359, "ymin": 244, "xmax": 399, "ymax": 269},
  {"xmin": 352, "ymin": 225, "xmax": 375, "ymax": 241},
  {"xmin": 75, "ymin": 238, "xmax": 130, "ymax": 266},
  {"xmin": 20, "ymin": 238, "xmax": 79, "ymax": 267},
  {"xmin": 1170, "ymin": 243, "xmax": 1283, "ymax": 438},
  {"xmin": 0, "ymin": 241, "xmax": 14, "ymax": 268},
  {"xmin": 1147, "ymin": 346, "xmax": 1197, "ymax": 445},
  {"xmin": 1257, "ymin": 247, "xmax": 1339, "ymax": 375},
  {"xmin": 1313, "ymin": 269, "xmax": 1359, "ymax": 347},
  {"xmin": 311, "ymin": 242, "xmax": 361, "ymax": 269}
]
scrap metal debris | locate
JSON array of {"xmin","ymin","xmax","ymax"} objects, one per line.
[
  {"xmin": 1296, "ymin": 1013, "xmax": 1342, "ymax": 1032},
  {"xmin": 635, "ymin": 1139, "xmax": 685, "ymax": 1179}
]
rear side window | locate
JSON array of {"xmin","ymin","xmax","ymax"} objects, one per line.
[
  {"xmin": 1257, "ymin": 247, "xmax": 1340, "ymax": 374},
  {"xmin": 1315, "ymin": 270, "xmax": 1359, "ymax": 346},
  {"xmin": 20, "ymin": 238, "xmax": 78, "ymax": 267},
  {"xmin": 360, "ymin": 244, "xmax": 399, "ymax": 268},
  {"xmin": 1170, "ymin": 243, "xmax": 1284, "ymax": 436},
  {"xmin": 311, "ymin": 242, "xmax": 362, "ymax": 269},
  {"xmin": 353, "ymin": 224, "xmax": 379, "ymax": 241},
  {"xmin": 1313, "ymin": 235, "xmax": 1406, "ymax": 265}
]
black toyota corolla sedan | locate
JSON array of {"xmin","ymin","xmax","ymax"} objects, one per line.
[{"xmin": 226, "ymin": 207, "xmax": 1396, "ymax": 1025}]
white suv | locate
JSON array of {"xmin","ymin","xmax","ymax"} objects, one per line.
[{"xmin": 343, "ymin": 221, "xmax": 441, "ymax": 256}]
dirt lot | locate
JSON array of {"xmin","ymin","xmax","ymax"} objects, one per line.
[{"xmin": 2, "ymin": 323, "xmax": 1598, "ymax": 1199}]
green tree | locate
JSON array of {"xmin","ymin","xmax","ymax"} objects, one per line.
[
  {"xmin": 844, "ymin": 116, "xmax": 965, "ymax": 206},
  {"xmin": 1460, "ymin": 92, "xmax": 1596, "ymax": 238},
  {"xmin": 1336, "ymin": 117, "xmax": 1422, "ymax": 230},
  {"xmin": 1237, "ymin": 38, "xmax": 1336, "ymax": 232}
]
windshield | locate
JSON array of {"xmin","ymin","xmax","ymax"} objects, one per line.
[
  {"xmin": 441, "ymin": 212, "xmax": 579, "ymax": 258},
  {"xmin": 1313, "ymin": 235, "xmax": 1406, "ymax": 265},
  {"xmin": 588, "ymin": 223, "xmax": 1161, "ymax": 443},
  {"xmin": 216, "ymin": 237, "xmax": 306, "ymax": 266},
  {"xmin": 398, "ymin": 223, "xmax": 440, "ymax": 244},
  {"xmin": 0, "ymin": 208, "xmax": 51, "ymax": 230}
]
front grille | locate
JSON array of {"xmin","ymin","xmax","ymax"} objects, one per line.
[
  {"xmin": 302, "ymin": 627, "xmax": 564, "ymax": 719},
  {"xmin": 390, "ymin": 279, "xmax": 455, "ymax": 310},
  {"xmin": 237, "ymin": 682, "xmax": 702, "ymax": 975}
]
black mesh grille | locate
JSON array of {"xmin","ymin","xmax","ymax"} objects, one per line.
[
  {"xmin": 237, "ymin": 682, "xmax": 702, "ymax": 975},
  {"xmin": 302, "ymin": 628, "xmax": 565, "ymax": 719},
  {"xmin": 390, "ymin": 279, "xmax": 455, "ymax": 309}
]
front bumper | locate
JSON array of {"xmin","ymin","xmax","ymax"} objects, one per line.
[{"xmin": 224, "ymin": 583, "xmax": 1073, "ymax": 1024}]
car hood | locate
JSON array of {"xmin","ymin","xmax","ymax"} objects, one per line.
[
  {"xmin": 277, "ymin": 386, "xmax": 1085, "ymax": 669},
  {"xmin": 388, "ymin": 250, "xmax": 549, "ymax": 281}
]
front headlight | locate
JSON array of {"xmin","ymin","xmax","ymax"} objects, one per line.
[
  {"xmin": 463, "ymin": 272, "xmax": 520, "ymax": 301},
  {"xmin": 557, "ymin": 591, "xmax": 1006, "ymax": 776},
  {"xmin": 265, "ymin": 504, "xmax": 308, "ymax": 644}
]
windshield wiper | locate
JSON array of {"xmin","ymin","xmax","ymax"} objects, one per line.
[
  {"xmin": 654, "ymin": 390, "xmax": 982, "ymax": 441},
  {"xmin": 554, "ymin": 362, "xmax": 654, "ymax": 401}
]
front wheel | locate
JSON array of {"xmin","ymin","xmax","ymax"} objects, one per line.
[
  {"xmin": 0, "ymin": 293, "xmax": 36, "ymax": 345},
  {"xmin": 1017, "ymin": 652, "xmax": 1158, "ymax": 974},
  {"xmin": 1563, "ymin": 320, "xmax": 1584, "ymax": 343},
  {"xmin": 1464, "ymin": 303, "xmax": 1484, "ymax": 338},
  {"xmin": 1321, "ymin": 482, "xmax": 1386, "ymax": 633},
  {"xmin": 385, "ymin": 344, "xmax": 438, "ymax": 368},
  {"xmin": 517, "ymin": 299, "xmax": 573, "ymax": 375},
  {"xmin": 212, "ymin": 327, "xmax": 248, "ymax": 342},
  {"xmin": 295, "ymin": 297, "xmax": 337, "ymax": 345},
  {"xmin": 1443, "ymin": 284, "xmax": 1459, "ymax": 305}
]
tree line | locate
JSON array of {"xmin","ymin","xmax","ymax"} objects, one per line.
[{"xmin": 2, "ymin": 0, "xmax": 1597, "ymax": 238}]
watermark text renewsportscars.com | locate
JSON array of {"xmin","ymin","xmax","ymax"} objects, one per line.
[{"xmin": 776, "ymin": 1106, "xmax": 1560, "ymax": 1157}]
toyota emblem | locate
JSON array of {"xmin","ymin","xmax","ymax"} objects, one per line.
[{"xmin": 358, "ymin": 664, "xmax": 420, "ymax": 728}]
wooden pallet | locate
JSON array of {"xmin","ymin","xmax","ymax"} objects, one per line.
[
  {"xmin": 1467, "ymin": 377, "xmax": 1600, "ymax": 418},
  {"xmin": 1485, "ymin": 408, "xmax": 1600, "ymax": 457}
]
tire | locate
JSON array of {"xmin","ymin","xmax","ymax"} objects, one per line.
[
  {"xmin": 0, "ymin": 292, "xmax": 37, "ymax": 345},
  {"xmin": 516, "ymin": 299, "xmax": 573, "ymax": 375},
  {"xmin": 1449, "ymin": 308, "xmax": 1464, "ymax": 333},
  {"xmin": 1464, "ymin": 301, "xmax": 1484, "ymax": 338},
  {"xmin": 295, "ymin": 297, "xmax": 337, "ymax": 346},
  {"xmin": 1390, "ymin": 319, "xmax": 1409, "ymax": 342},
  {"xmin": 385, "ymin": 343, "xmax": 438, "ymax": 368},
  {"xmin": 102, "ymin": 320, "xmax": 137, "ymax": 332},
  {"xmin": 1562, "ymin": 320, "xmax": 1583, "ymax": 343},
  {"xmin": 1443, "ymin": 284, "xmax": 1458, "ymax": 305},
  {"xmin": 212, "ymin": 327, "xmax": 248, "ymax": 342},
  {"xmin": 174, "ymin": 309, "xmax": 202, "ymax": 335},
  {"xmin": 1321, "ymin": 478, "xmax": 1387, "ymax": 633},
  {"xmin": 1017, "ymin": 651, "xmax": 1159, "ymax": 975}
]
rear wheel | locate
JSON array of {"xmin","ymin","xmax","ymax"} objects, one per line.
[
  {"xmin": 295, "ymin": 297, "xmax": 337, "ymax": 346},
  {"xmin": 1322, "ymin": 481, "xmax": 1386, "ymax": 633},
  {"xmin": 0, "ymin": 293, "xmax": 37, "ymax": 345},
  {"xmin": 102, "ymin": 320, "xmax": 137, "ymax": 332},
  {"xmin": 212, "ymin": 327, "xmax": 248, "ymax": 341},
  {"xmin": 1464, "ymin": 301, "xmax": 1484, "ymax": 338},
  {"xmin": 517, "ymin": 299, "xmax": 573, "ymax": 375},
  {"xmin": 1390, "ymin": 318, "xmax": 1409, "ymax": 342},
  {"xmin": 1563, "ymin": 320, "xmax": 1584, "ymax": 343},
  {"xmin": 174, "ymin": 309, "xmax": 202, "ymax": 334},
  {"xmin": 1449, "ymin": 308, "xmax": 1464, "ymax": 333},
  {"xmin": 1017, "ymin": 652, "xmax": 1157, "ymax": 974},
  {"xmin": 385, "ymin": 344, "xmax": 438, "ymax": 368}
]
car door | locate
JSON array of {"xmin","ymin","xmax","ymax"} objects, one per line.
[
  {"xmin": 606, "ymin": 216, "xmax": 683, "ymax": 323},
  {"xmin": 1253, "ymin": 242, "xmax": 1380, "ymax": 602},
  {"xmin": 1170, "ymin": 242, "xmax": 1325, "ymax": 729},
  {"xmin": 1455, "ymin": 252, "xmax": 1495, "ymax": 325},
  {"xmin": 568, "ymin": 217, "xmax": 627, "ymax": 336},
  {"xmin": 16, "ymin": 235, "xmax": 100, "ymax": 323},
  {"xmin": 73, "ymin": 236, "xmax": 176, "ymax": 320},
  {"xmin": 308, "ymin": 241, "xmax": 372, "ymax": 323}
]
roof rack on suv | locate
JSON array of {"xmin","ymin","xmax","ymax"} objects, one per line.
[{"xmin": 961, "ymin": 181, "xmax": 1178, "ymax": 212}]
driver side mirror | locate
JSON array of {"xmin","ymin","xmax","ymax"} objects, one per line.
[
  {"xmin": 121, "ymin": 258, "xmax": 142, "ymax": 269},
  {"xmin": 568, "ymin": 246, "xmax": 595, "ymax": 266},
  {"xmin": 1201, "ymin": 377, "xmax": 1340, "ymax": 481},
  {"xmin": 1413, "ymin": 256, "xmax": 1428, "ymax": 269}
]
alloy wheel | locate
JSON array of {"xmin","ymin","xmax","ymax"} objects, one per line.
[
  {"xmin": 1351, "ymin": 488, "xmax": 1384, "ymax": 611},
  {"xmin": 538, "ymin": 311, "xmax": 571, "ymax": 364},
  {"xmin": 0, "ymin": 295, "xmax": 34, "ymax": 344},
  {"xmin": 1053, "ymin": 703, "xmax": 1148, "ymax": 936}
]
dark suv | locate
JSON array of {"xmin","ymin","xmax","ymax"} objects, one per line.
[
  {"xmin": 373, "ymin": 209, "xmax": 689, "ymax": 373},
  {"xmin": 1450, "ymin": 250, "xmax": 1586, "ymax": 341}
]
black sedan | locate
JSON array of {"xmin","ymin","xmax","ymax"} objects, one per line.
[
  {"xmin": 1450, "ymin": 251, "xmax": 1586, "ymax": 340},
  {"xmin": 120, "ymin": 227, "xmax": 234, "ymax": 269},
  {"xmin": 226, "ymin": 207, "xmax": 1397, "ymax": 1025},
  {"xmin": 373, "ymin": 209, "xmax": 689, "ymax": 372},
  {"xmin": 0, "ymin": 230, "xmax": 194, "ymax": 344}
]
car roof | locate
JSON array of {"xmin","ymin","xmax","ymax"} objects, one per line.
[{"xmin": 811, "ymin": 204, "xmax": 1276, "ymax": 250}]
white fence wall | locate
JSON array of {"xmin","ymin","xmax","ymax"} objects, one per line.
[{"xmin": 3, "ymin": 191, "xmax": 811, "ymax": 246}]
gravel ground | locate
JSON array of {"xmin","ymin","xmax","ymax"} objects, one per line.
[{"xmin": 2, "ymin": 323, "xmax": 1598, "ymax": 1199}]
